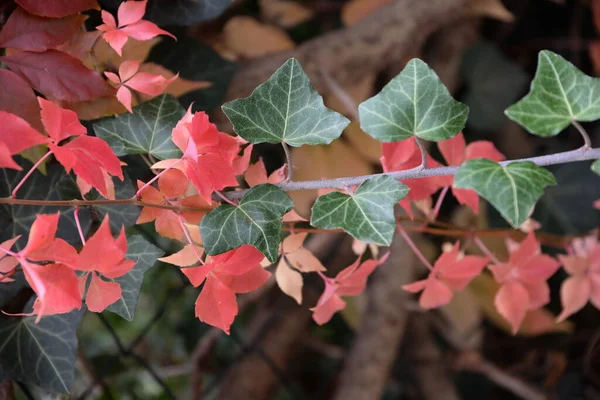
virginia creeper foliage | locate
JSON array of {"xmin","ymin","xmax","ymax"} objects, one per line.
[{"xmin": 0, "ymin": 1, "xmax": 600, "ymax": 393}]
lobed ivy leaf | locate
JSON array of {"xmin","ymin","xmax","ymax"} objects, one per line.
[
  {"xmin": 310, "ymin": 176, "xmax": 409, "ymax": 245},
  {"xmin": 454, "ymin": 159, "xmax": 557, "ymax": 228},
  {"xmin": 200, "ymin": 184, "xmax": 293, "ymax": 262},
  {"xmin": 93, "ymin": 94, "xmax": 185, "ymax": 160},
  {"xmin": 505, "ymin": 50, "xmax": 600, "ymax": 136},
  {"xmin": 105, "ymin": 235, "xmax": 164, "ymax": 320},
  {"xmin": 0, "ymin": 307, "xmax": 85, "ymax": 393},
  {"xmin": 592, "ymin": 160, "xmax": 600, "ymax": 176},
  {"xmin": 222, "ymin": 58, "xmax": 350, "ymax": 147},
  {"xmin": 359, "ymin": 58, "xmax": 468, "ymax": 142}
]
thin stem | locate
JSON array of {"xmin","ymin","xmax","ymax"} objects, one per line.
[
  {"xmin": 0, "ymin": 196, "xmax": 212, "ymax": 212},
  {"xmin": 74, "ymin": 207, "xmax": 86, "ymax": 245},
  {"xmin": 415, "ymin": 137, "xmax": 428, "ymax": 169},
  {"xmin": 214, "ymin": 190, "xmax": 237, "ymax": 206},
  {"xmin": 281, "ymin": 142, "xmax": 293, "ymax": 181},
  {"xmin": 224, "ymin": 145, "xmax": 600, "ymax": 200},
  {"xmin": 178, "ymin": 214, "xmax": 204, "ymax": 265},
  {"xmin": 11, "ymin": 150, "xmax": 53, "ymax": 198},
  {"xmin": 473, "ymin": 236, "xmax": 502, "ymax": 264},
  {"xmin": 430, "ymin": 185, "xmax": 450, "ymax": 220},
  {"xmin": 135, "ymin": 159, "xmax": 182, "ymax": 198},
  {"xmin": 572, "ymin": 120, "xmax": 592, "ymax": 148},
  {"xmin": 396, "ymin": 223, "xmax": 434, "ymax": 270}
]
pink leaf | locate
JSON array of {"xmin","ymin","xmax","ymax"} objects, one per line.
[
  {"xmin": 419, "ymin": 279, "xmax": 453, "ymax": 309},
  {"xmin": 117, "ymin": 0, "xmax": 147, "ymax": 27},
  {"xmin": 159, "ymin": 244, "xmax": 203, "ymax": 267},
  {"xmin": 558, "ymin": 276, "xmax": 591, "ymax": 322},
  {"xmin": 96, "ymin": 0, "xmax": 175, "ymax": 56},
  {"xmin": 311, "ymin": 294, "xmax": 346, "ymax": 325},
  {"xmin": 494, "ymin": 280, "xmax": 530, "ymax": 334}
]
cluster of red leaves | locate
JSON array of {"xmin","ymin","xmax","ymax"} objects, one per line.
[
  {"xmin": 150, "ymin": 109, "xmax": 251, "ymax": 204},
  {"xmin": 0, "ymin": 213, "xmax": 134, "ymax": 320},
  {"xmin": 0, "ymin": 98, "xmax": 123, "ymax": 198}
]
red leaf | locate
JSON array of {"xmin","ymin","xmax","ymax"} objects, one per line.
[
  {"xmin": 0, "ymin": 8, "xmax": 86, "ymax": 52},
  {"xmin": 77, "ymin": 216, "xmax": 135, "ymax": 278},
  {"xmin": 20, "ymin": 213, "xmax": 60, "ymax": 257},
  {"xmin": 85, "ymin": 273, "xmax": 122, "ymax": 312},
  {"xmin": 14, "ymin": 0, "xmax": 99, "ymax": 18},
  {"xmin": 52, "ymin": 135, "xmax": 124, "ymax": 198},
  {"xmin": 0, "ymin": 67, "xmax": 42, "ymax": 131},
  {"xmin": 0, "ymin": 110, "xmax": 49, "ymax": 168},
  {"xmin": 2, "ymin": 50, "xmax": 115, "ymax": 101},
  {"xmin": 26, "ymin": 262, "xmax": 81, "ymax": 321},
  {"xmin": 311, "ymin": 253, "xmax": 388, "ymax": 324},
  {"xmin": 183, "ymin": 246, "xmax": 269, "ymax": 332},
  {"xmin": 195, "ymin": 277, "xmax": 238, "ymax": 334},
  {"xmin": 39, "ymin": 97, "xmax": 87, "ymax": 143}
]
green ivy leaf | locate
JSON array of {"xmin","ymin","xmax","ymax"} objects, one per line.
[
  {"xmin": 505, "ymin": 50, "xmax": 600, "ymax": 136},
  {"xmin": 592, "ymin": 160, "xmax": 600, "ymax": 175},
  {"xmin": 0, "ymin": 307, "xmax": 84, "ymax": 393},
  {"xmin": 454, "ymin": 159, "xmax": 557, "ymax": 227},
  {"xmin": 105, "ymin": 235, "xmax": 164, "ymax": 321},
  {"xmin": 222, "ymin": 58, "xmax": 350, "ymax": 147},
  {"xmin": 310, "ymin": 176, "xmax": 409, "ymax": 245},
  {"xmin": 93, "ymin": 94, "xmax": 184, "ymax": 160},
  {"xmin": 200, "ymin": 184, "xmax": 293, "ymax": 262},
  {"xmin": 359, "ymin": 58, "xmax": 468, "ymax": 142}
]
